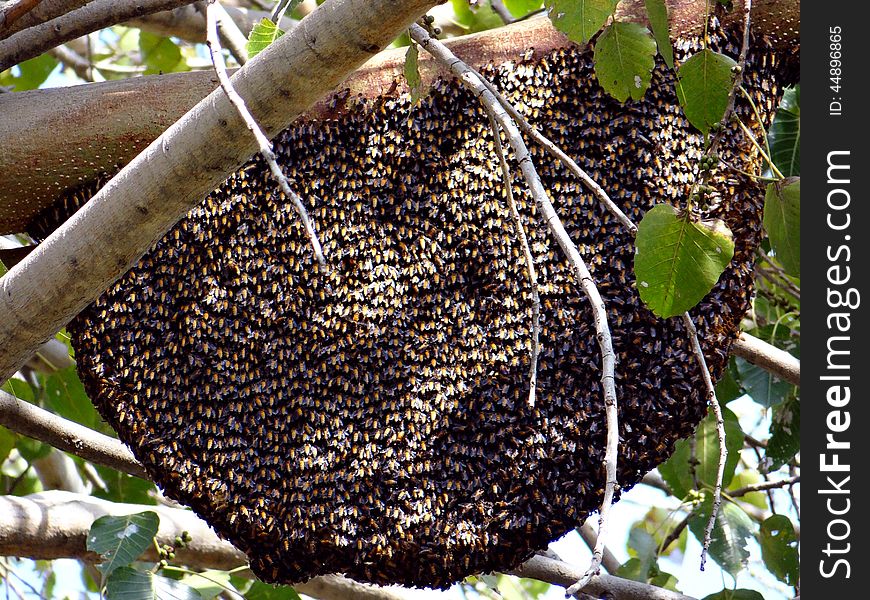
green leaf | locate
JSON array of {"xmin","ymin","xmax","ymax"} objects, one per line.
[
  {"xmin": 451, "ymin": 0, "xmax": 504, "ymax": 33},
  {"xmin": 702, "ymin": 590, "xmax": 765, "ymax": 600},
  {"xmin": 766, "ymin": 396, "xmax": 800, "ymax": 471},
  {"xmin": 659, "ymin": 407, "xmax": 744, "ymax": 497},
  {"xmin": 179, "ymin": 570, "xmax": 236, "ymax": 600},
  {"xmin": 490, "ymin": 574, "xmax": 550, "ymax": 600},
  {"xmin": 727, "ymin": 470, "xmax": 768, "ymax": 510},
  {"xmin": 93, "ymin": 464, "xmax": 157, "ymax": 505},
  {"xmin": 16, "ymin": 436, "xmax": 52, "ymax": 462},
  {"xmin": 758, "ymin": 515, "xmax": 800, "ymax": 585},
  {"xmin": 404, "ymin": 43, "xmax": 423, "ymax": 106},
  {"xmin": 768, "ymin": 85, "xmax": 800, "ymax": 176},
  {"xmin": 763, "ymin": 177, "xmax": 800, "ymax": 276},
  {"xmin": 106, "ymin": 567, "xmax": 202, "ymax": 600},
  {"xmin": 676, "ymin": 49, "xmax": 736, "ymax": 134},
  {"xmin": 0, "ymin": 427, "xmax": 16, "ymax": 466},
  {"xmin": 735, "ymin": 358, "xmax": 791, "ymax": 409},
  {"xmin": 42, "ymin": 366, "xmax": 105, "ymax": 432},
  {"xmin": 87, "ymin": 512, "xmax": 160, "ymax": 577},
  {"xmin": 247, "ymin": 18, "xmax": 286, "ymax": 59},
  {"xmin": 505, "ymin": 0, "xmax": 544, "ymax": 17},
  {"xmin": 649, "ymin": 571, "xmax": 680, "ymax": 591},
  {"xmin": 644, "ymin": 0, "xmax": 674, "ymax": 68},
  {"xmin": 619, "ymin": 527, "xmax": 657, "ymax": 581},
  {"xmin": 634, "ymin": 204, "xmax": 735, "ymax": 318},
  {"xmin": 139, "ymin": 32, "xmax": 186, "ymax": 75},
  {"xmin": 0, "ymin": 54, "xmax": 58, "ymax": 91},
  {"xmin": 546, "ymin": 0, "xmax": 617, "ymax": 45},
  {"xmin": 2, "ymin": 377, "xmax": 35, "ymax": 403},
  {"xmin": 593, "ymin": 22, "xmax": 657, "ymax": 102},
  {"xmin": 688, "ymin": 496, "xmax": 753, "ymax": 577},
  {"xmin": 635, "ymin": 507, "xmax": 687, "ymax": 555},
  {"xmin": 715, "ymin": 359, "xmax": 742, "ymax": 404},
  {"xmin": 245, "ymin": 581, "xmax": 302, "ymax": 600}
]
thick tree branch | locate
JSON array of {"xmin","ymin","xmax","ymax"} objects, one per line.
[
  {"xmin": 0, "ymin": 0, "xmax": 200, "ymax": 72},
  {"xmin": 0, "ymin": 1, "xmax": 800, "ymax": 235},
  {"xmin": 731, "ymin": 332, "xmax": 800, "ymax": 386},
  {"xmin": 0, "ymin": 0, "xmax": 439, "ymax": 385},
  {"xmin": 0, "ymin": 492, "xmax": 697, "ymax": 600}
]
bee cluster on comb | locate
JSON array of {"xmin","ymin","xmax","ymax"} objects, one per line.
[{"xmin": 32, "ymin": 23, "xmax": 794, "ymax": 589}]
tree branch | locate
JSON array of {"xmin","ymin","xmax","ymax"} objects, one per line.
[
  {"xmin": 408, "ymin": 23, "xmax": 621, "ymax": 593},
  {"xmin": 0, "ymin": 0, "xmax": 200, "ymax": 72},
  {"xmin": 577, "ymin": 521, "xmax": 622, "ymax": 574},
  {"xmin": 731, "ymin": 332, "xmax": 800, "ymax": 386},
  {"xmin": 0, "ymin": 0, "xmax": 440, "ymax": 385},
  {"xmin": 127, "ymin": 4, "xmax": 296, "ymax": 46},
  {"xmin": 728, "ymin": 475, "xmax": 800, "ymax": 498},
  {"xmin": 0, "ymin": 389, "xmax": 148, "ymax": 478},
  {"xmin": 0, "ymin": 1, "xmax": 801, "ymax": 236},
  {"xmin": 0, "ymin": 0, "xmax": 89, "ymax": 39},
  {"xmin": 513, "ymin": 554, "xmax": 697, "ymax": 600},
  {"xmin": 0, "ymin": 492, "xmax": 697, "ymax": 600},
  {"xmin": 0, "ymin": 0, "xmax": 44, "ymax": 35}
]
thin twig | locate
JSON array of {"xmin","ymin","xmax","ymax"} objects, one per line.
[
  {"xmin": 485, "ymin": 111, "xmax": 541, "ymax": 407},
  {"xmin": 48, "ymin": 44, "xmax": 101, "ymax": 82},
  {"xmin": 757, "ymin": 248, "xmax": 801, "ymax": 299},
  {"xmin": 197, "ymin": 0, "xmax": 248, "ymax": 65},
  {"xmin": 687, "ymin": 0, "xmax": 754, "ymax": 208},
  {"xmin": 470, "ymin": 67, "xmax": 637, "ymax": 235},
  {"xmin": 681, "ymin": 313, "xmax": 725, "ymax": 572},
  {"xmin": 728, "ymin": 475, "xmax": 800, "ymax": 498},
  {"xmin": 205, "ymin": 0, "xmax": 324, "ymax": 265},
  {"xmin": 406, "ymin": 23, "xmax": 620, "ymax": 596},
  {"xmin": 681, "ymin": 0, "xmax": 753, "ymax": 570},
  {"xmin": 490, "ymin": 0, "xmax": 513, "ymax": 24},
  {"xmin": 659, "ymin": 513, "xmax": 691, "ymax": 556}
]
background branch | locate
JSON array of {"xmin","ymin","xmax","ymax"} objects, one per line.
[
  {"xmin": 0, "ymin": 0, "xmax": 43, "ymax": 34},
  {"xmin": 731, "ymin": 332, "xmax": 800, "ymax": 386},
  {"xmin": 0, "ymin": 389, "xmax": 147, "ymax": 478},
  {"xmin": 0, "ymin": 0, "xmax": 200, "ymax": 72},
  {"xmin": 128, "ymin": 3, "xmax": 296, "ymax": 45},
  {"xmin": 0, "ymin": 0, "xmax": 89, "ymax": 38}
]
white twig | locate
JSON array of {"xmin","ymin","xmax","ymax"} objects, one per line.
[
  {"xmin": 681, "ymin": 312, "xmax": 725, "ymax": 571},
  {"xmin": 470, "ymin": 68, "xmax": 637, "ymax": 235},
  {"xmin": 205, "ymin": 0, "xmax": 249, "ymax": 65},
  {"xmin": 577, "ymin": 521, "xmax": 621, "ymax": 574},
  {"xmin": 485, "ymin": 111, "xmax": 541, "ymax": 407},
  {"xmin": 407, "ymin": 24, "xmax": 620, "ymax": 595},
  {"xmin": 683, "ymin": 0, "xmax": 753, "ymax": 569},
  {"xmin": 205, "ymin": 0, "xmax": 324, "ymax": 265}
]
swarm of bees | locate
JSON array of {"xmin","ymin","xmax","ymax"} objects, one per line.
[{"xmin": 32, "ymin": 24, "xmax": 793, "ymax": 589}]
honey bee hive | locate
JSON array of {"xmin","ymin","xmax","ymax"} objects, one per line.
[{"xmin": 32, "ymin": 25, "xmax": 794, "ymax": 589}]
